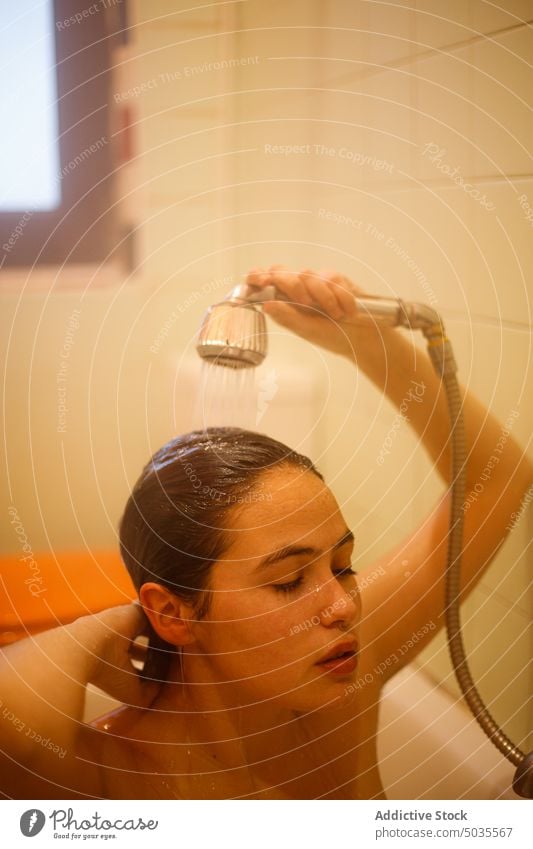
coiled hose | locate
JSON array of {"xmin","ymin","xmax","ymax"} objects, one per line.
[{"xmin": 423, "ymin": 322, "xmax": 533, "ymax": 799}]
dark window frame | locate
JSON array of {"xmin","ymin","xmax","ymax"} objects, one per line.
[{"xmin": 0, "ymin": 0, "xmax": 116, "ymax": 268}]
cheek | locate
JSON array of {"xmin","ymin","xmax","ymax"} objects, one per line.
[{"xmin": 208, "ymin": 592, "xmax": 313, "ymax": 664}]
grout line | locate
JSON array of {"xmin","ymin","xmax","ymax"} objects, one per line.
[
  {"xmin": 303, "ymin": 18, "xmax": 533, "ymax": 88},
  {"xmin": 444, "ymin": 312, "xmax": 532, "ymax": 332},
  {"xmin": 353, "ymin": 174, "xmax": 533, "ymax": 192},
  {"xmin": 475, "ymin": 584, "xmax": 531, "ymax": 621}
]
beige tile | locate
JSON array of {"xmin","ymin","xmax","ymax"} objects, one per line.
[
  {"xmin": 479, "ymin": 506, "xmax": 533, "ymax": 617},
  {"xmin": 1, "ymin": 287, "xmax": 148, "ymax": 552},
  {"xmin": 311, "ymin": 182, "xmax": 532, "ymax": 325},
  {"xmin": 281, "ymin": 0, "xmax": 532, "ymax": 83},
  {"xmin": 463, "ymin": 178, "xmax": 533, "ymax": 325},
  {"xmin": 309, "ymin": 183, "xmax": 477, "ymax": 315},
  {"xmin": 235, "ymin": 1, "xmax": 412, "ymax": 94},
  {"xmin": 411, "ymin": 45, "xmax": 478, "ymax": 179},
  {"xmin": 233, "ymin": 1, "xmax": 532, "ymax": 92},
  {"xmin": 468, "ymin": 24, "xmax": 533, "ymax": 176},
  {"xmin": 232, "ymin": 201, "xmax": 316, "ymax": 248},
  {"xmin": 321, "ymin": 0, "xmax": 417, "ymax": 69},
  {"xmin": 250, "ymin": 112, "xmax": 410, "ymax": 191},
  {"xmin": 443, "ymin": 318, "xmax": 533, "ymax": 455},
  {"xmin": 234, "ymin": 7, "xmax": 336, "ymax": 97},
  {"xmin": 412, "ymin": 26, "xmax": 533, "ymax": 180},
  {"xmin": 461, "ymin": 585, "xmax": 532, "ymax": 747},
  {"xmin": 136, "ymin": 194, "xmax": 235, "ymax": 279},
  {"xmin": 310, "ymin": 189, "xmax": 440, "ymax": 307},
  {"xmin": 311, "ymin": 69, "xmax": 416, "ymax": 186},
  {"xmin": 415, "ymin": 594, "xmax": 532, "ymax": 752},
  {"xmin": 413, "ymin": 1, "xmax": 533, "ymax": 49},
  {"xmin": 244, "ymin": 65, "xmax": 415, "ymax": 188},
  {"xmin": 137, "ymin": 122, "xmax": 239, "ymax": 206},
  {"xmin": 233, "ymin": 124, "xmax": 322, "ymax": 185},
  {"xmin": 131, "ymin": 0, "xmax": 224, "ymax": 31},
  {"xmin": 231, "ymin": 223, "xmax": 329, "ymax": 288},
  {"xmin": 120, "ymin": 35, "xmax": 248, "ymax": 111},
  {"xmin": 238, "ymin": 0, "xmax": 323, "ymax": 28}
]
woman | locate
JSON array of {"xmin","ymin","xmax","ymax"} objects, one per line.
[{"xmin": 1, "ymin": 268, "xmax": 531, "ymax": 799}]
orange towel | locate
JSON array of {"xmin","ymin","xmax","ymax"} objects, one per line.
[{"xmin": 0, "ymin": 550, "xmax": 136, "ymax": 646}]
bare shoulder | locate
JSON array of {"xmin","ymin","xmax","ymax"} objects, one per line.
[
  {"xmin": 0, "ymin": 722, "xmax": 109, "ymax": 800},
  {"xmin": 83, "ymin": 706, "xmax": 153, "ymax": 790},
  {"xmin": 82, "ymin": 705, "xmax": 143, "ymax": 769},
  {"xmin": 83, "ymin": 704, "xmax": 188, "ymax": 799}
]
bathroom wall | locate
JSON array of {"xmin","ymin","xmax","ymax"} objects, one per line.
[{"xmin": 2, "ymin": 1, "xmax": 531, "ymax": 749}]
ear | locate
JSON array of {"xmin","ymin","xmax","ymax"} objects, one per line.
[{"xmin": 139, "ymin": 582, "xmax": 196, "ymax": 647}]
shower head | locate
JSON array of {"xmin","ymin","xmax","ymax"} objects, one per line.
[
  {"xmin": 196, "ymin": 281, "xmax": 442, "ymax": 369},
  {"xmin": 195, "ymin": 285, "xmax": 274, "ymax": 369}
]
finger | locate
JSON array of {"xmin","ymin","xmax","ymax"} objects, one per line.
[
  {"xmin": 262, "ymin": 300, "xmax": 321, "ymax": 329},
  {"xmin": 264, "ymin": 265, "xmax": 315, "ymax": 307},
  {"xmin": 245, "ymin": 267, "xmax": 268, "ymax": 287},
  {"xmin": 323, "ymin": 273, "xmax": 363, "ymax": 320},
  {"xmin": 334, "ymin": 277, "xmax": 360, "ymax": 320},
  {"xmin": 299, "ymin": 269, "xmax": 345, "ymax": 319}
]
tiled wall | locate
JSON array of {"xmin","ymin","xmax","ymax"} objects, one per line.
[{"xmin": 2, "ymin": 1, "xmax": 531, "ymax": 748}]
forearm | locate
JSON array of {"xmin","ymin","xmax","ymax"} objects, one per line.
[
  {"xmin": 0, "ymin": 616, "xmax": 107, "ymax": 760},
  {"xmin": 347, "ymin": 326, "xmax": 533, "ymax": 492}
]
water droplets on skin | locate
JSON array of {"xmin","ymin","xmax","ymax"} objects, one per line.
[{"xmin": 192, "ymin": 361, "xmax": 258, "ymax": 431}]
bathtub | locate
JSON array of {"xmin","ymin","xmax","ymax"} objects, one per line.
[
  {"xmin": 84, "ymin": 664, "xmax": 520, "ymax": 800},
  {"xmin": 378, "ymin": 665, "xmax": 520, "ymax": 800}
]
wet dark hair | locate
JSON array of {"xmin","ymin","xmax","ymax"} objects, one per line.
[{"xmin": 119, "ymin": 426, "xmax": 323, "ymax": 622}]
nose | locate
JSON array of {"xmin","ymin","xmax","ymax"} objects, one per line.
[{"xmin": 315, "ymin": 575, "xmax": 360, "ymax": 629}]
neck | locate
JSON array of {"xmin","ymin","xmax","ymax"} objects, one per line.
[{"xmin": 154, "ymin": 653, "xmax": 298, "ymax": 767}]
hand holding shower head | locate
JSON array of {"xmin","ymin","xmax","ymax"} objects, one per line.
[{"xmin": 196, "ymin": 282, "xmax": 443, "ymax": 369}]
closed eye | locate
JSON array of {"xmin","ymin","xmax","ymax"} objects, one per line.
[
  {"xmin": 271, "ymin": 567, "xmax": 358, "ymax": 594},
  {"xmin": 334, "ymin": 567, "xmax": 358, "ymax": 579},
  {"xmin": 271, "ymin": 576, "xmax": 304, "ymax": 594}
]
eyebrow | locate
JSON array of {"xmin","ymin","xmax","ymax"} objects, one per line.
[{"xmin": 255, "ymin": 529, "xmax": 355, "ymax": 572}]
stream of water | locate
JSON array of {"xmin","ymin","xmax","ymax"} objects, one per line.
[{"xmin": 191, "ymin": 361, "xmax": 258, "ymax": 432}]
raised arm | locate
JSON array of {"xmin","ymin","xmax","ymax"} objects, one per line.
[
  {"xmin": 344, "ymin": 322, "xmax": 532, "ymax": 676},
  {"xmin": 247, "ymin": 266, "xmax": 533, "ymax": 677},
  {"xmin": 0, "ymin": 603, "xmax": 157, "ymax": 798}
]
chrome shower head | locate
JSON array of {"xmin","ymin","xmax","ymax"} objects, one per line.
[{"xmin": 196, "ymin": 285, "xmax": 273, "ymax": 368}]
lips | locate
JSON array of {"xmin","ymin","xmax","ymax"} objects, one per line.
[{"xmin": 316, "ymin": 640, "xmax": 357, "ymax": 665}]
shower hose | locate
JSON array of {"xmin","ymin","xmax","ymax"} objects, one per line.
[{"xmin": 422, "ymin": 321, "xmax": 532, "ymax": 799}]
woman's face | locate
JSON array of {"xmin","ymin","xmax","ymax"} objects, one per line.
[{"xmin": 189, "ymin": 465, "xmax": 362, "ymax": 713}]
